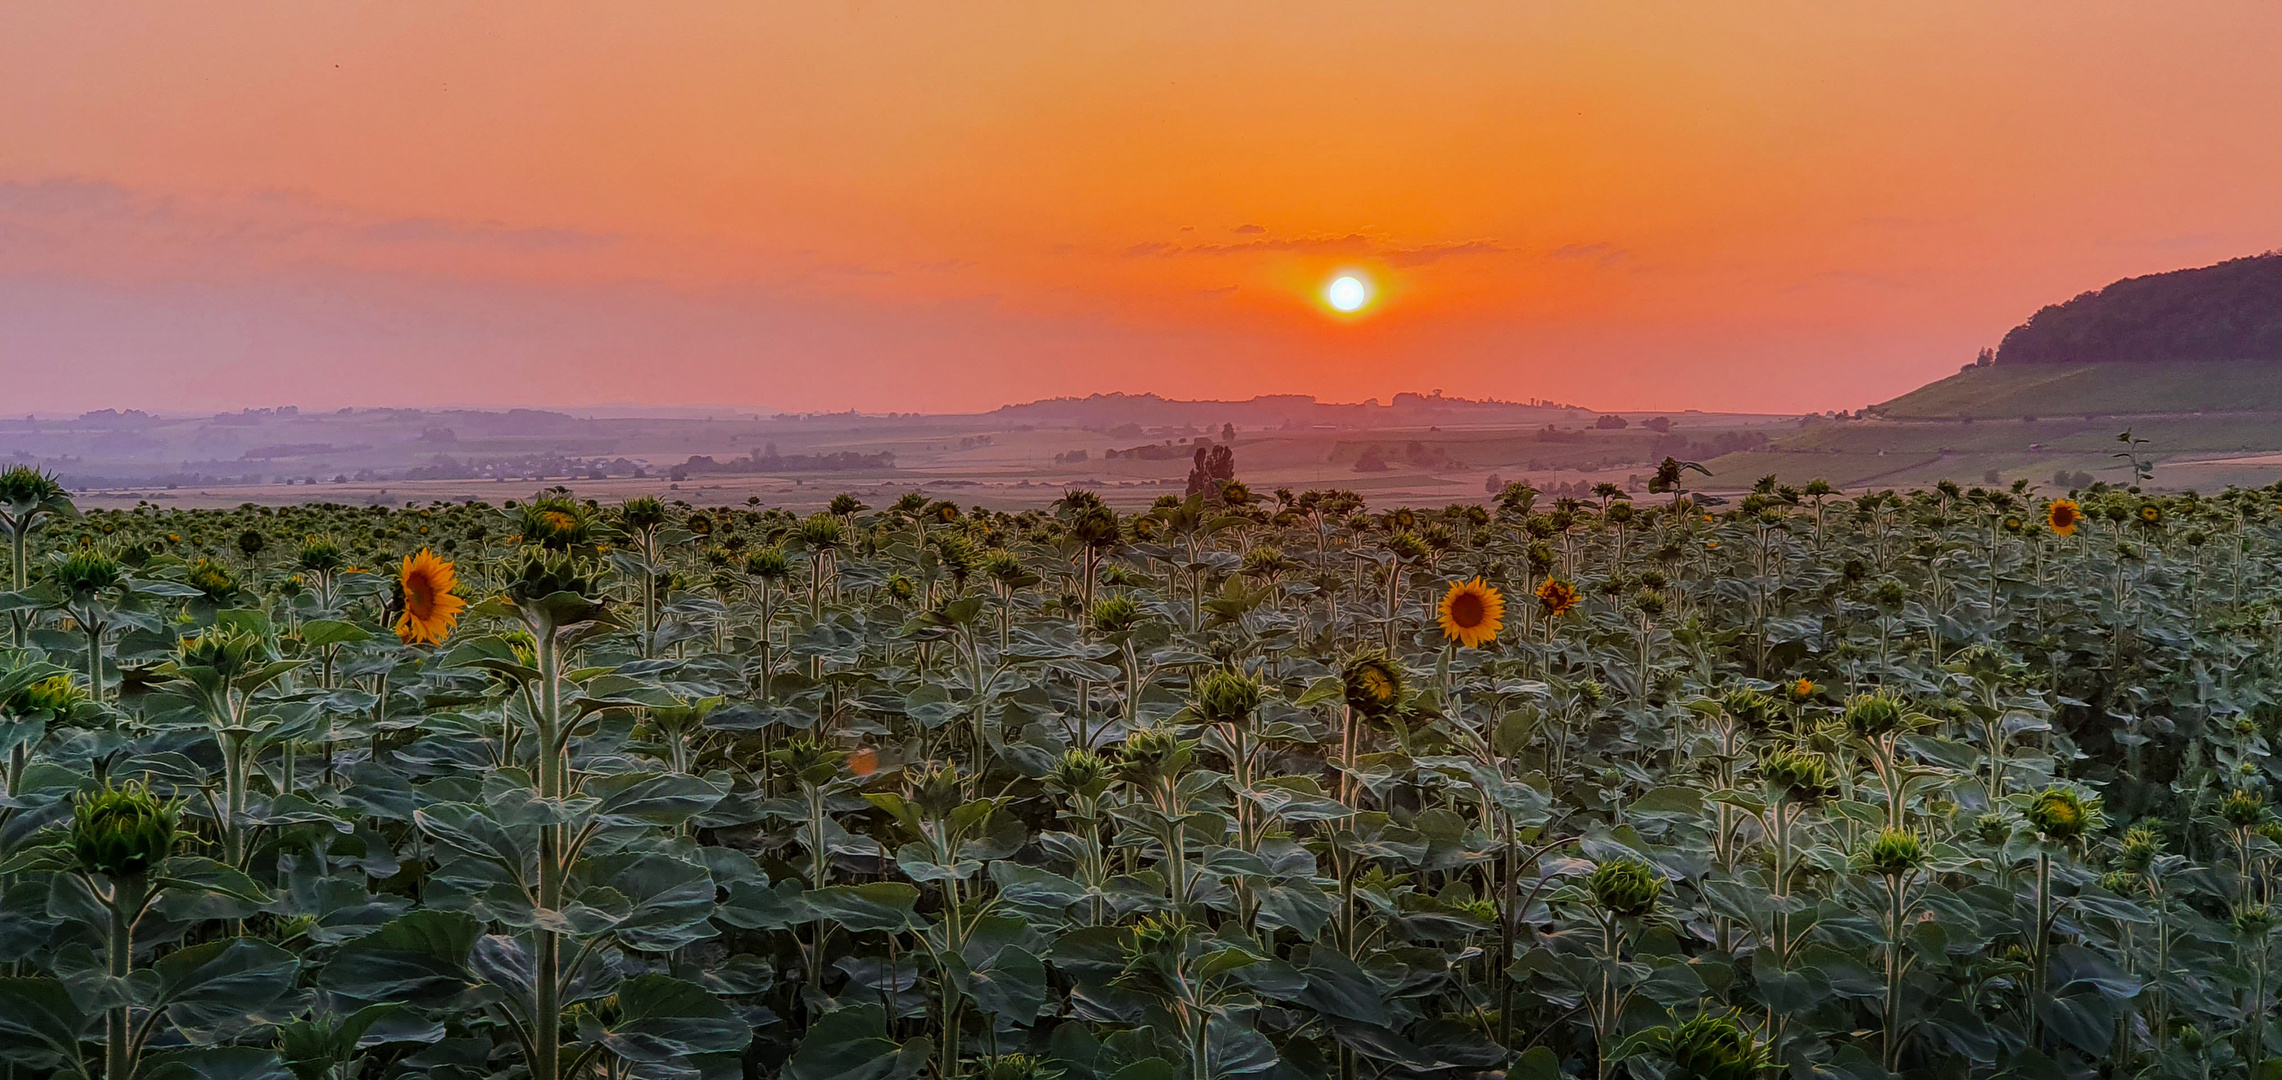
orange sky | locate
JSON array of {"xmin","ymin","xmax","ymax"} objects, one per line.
[{"xmin": 5, "ymin": 3, "xmax": 2280, "ymax": 414}]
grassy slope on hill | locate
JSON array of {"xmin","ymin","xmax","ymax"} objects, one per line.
[
  {"xmin": 1877, "ymin": 359, "xmax": 2282, "ymax": 420},
  {"xmin": 1702, "ymin": 360, "xmax": 2282, "ymax": 491}
]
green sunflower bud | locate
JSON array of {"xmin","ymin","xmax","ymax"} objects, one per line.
[
  {"xmin": 71, "ymin": 781, "xmax": 176, "ymax": 879},
  {"xmin": 1665, "ymin": 1011, "xmax": 1770, "ymax": 1080},
  {"xmin": 2118, "ymin": 824, "xmax": 2162, "ymax": 874},
  {"xmin": 1758, "ymin": 747, "xmax": 1834, "ymax": 806},
  {"xmin": 1194, "ymin": 668, "xmax": 1262, "ymax": 726},
  {"xmin": 1587, "ymin": 858, "xmax": 1661, "ymax": 918},
  {"xmin": 2026, "ymin": 788, "xmax": 2096, "ymax": 842},
  {"xmin": 1857, "ymin": 828, "xmax": 1927, "ymax": 878},
  {"xmin": 2218, "ymin": 788, "xmax": 2267, "ymax": 829}
]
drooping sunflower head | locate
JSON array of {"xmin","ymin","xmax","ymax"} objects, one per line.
[
  {"xmin": 12, "ymin": 673, "xmax": 89, "ymax": 719},
  {"xmin": 2231, "ymin": 903, "xmax": 2277, "ymax": 940},
  {"xmin": 1758, "ymin": 747, "xmax": 1834, "ymax": 806},
  {"xmin": 52, "ymin": 549, "xmax": 125, "ymax": 599},
  {"xmin": 1436, "ymin": 577, "xmax": 1505, "ymax": 649},
  {"xmin": 615, "ymin": 495, "xmax": 669, "ymax": 533},
  {"xmin": 395, "ymin": 548, "xmax": 466, "ymax": 646},
  {"xmin": 1535, "ymin": 576, "xmax": 1580, "ymax": 617},
  {"xmin": 745, "ymin": 546, "xmax": 792, "ymax": 581},
  {"xmin": 1341, "ymin": 650, "xmax": 1406, "ymax": 718},
  {"xmin": 517, "ymin": 495, "xmax": 593, "ymax": 551},
  {"xmin": 2045, "ymin": 498, "xmax": 2081, "ymax": 536},
  {"xmin": 185, "ymin": 558, "xmax": 238, "ymax": 603},
  {"xmin": 796, "ymin": 513, "xmax": 846, "ymax": 549},
  {"xmin": 1663, "ymin": 1011, "xmax": 1770, "ymax": 1080}
]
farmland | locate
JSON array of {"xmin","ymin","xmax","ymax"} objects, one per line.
[{"xmin": 2, "ymin": 463, "xmax": 2280, "ymax": 1079}]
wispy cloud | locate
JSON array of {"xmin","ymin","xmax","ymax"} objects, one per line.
[
  {"xmin": 1550, "ymin": 242, "xmax": 1627, "ymax": 267},
  {"xmin": 1121, "ymin": 230, "xmax": 1506, "ymax": 265},
  {"xmin": 357, "ymin": 216, "xmax": 618, "ymax": 252}
]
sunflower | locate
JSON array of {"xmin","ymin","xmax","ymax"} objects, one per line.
[
  {"xmin": 2136, "ymin": 501, "xmax": 2162, "ymax": 526},
  {"xmin": 1341, "ymin": 651, "xmax": 1406, "ymax": 718},
  {"xmin": 2045, "ymin": 498, "xmax": 2081, "ymax": 536},
  {"xmin": 1535, "ymin": 576, "xmax": 1580, "ymax": 617},
  {"xmin": 394, "ymin": 548, "xmax": 467, "ymax": 645},
  {"xmin": 1437, "ymin": 577, "xmax": 1505, "ymax": 648}
]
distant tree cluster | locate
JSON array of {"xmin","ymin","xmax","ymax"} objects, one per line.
[{"xmin": 1995, "ymin": 252, "xmax": 2282, "ymax": 365}]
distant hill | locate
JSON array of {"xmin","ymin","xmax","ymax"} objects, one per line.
[
  {"xmin": 1696, "ymin": 253, "xmax": 2282, "ymax": 491},
  {"xmin": 988, "ymin": 391, "xmax": 1594, "ymax": 429},
  {"xmin": 1995, "ymin": 252, "xmax": 2282, "ymax": 365}
]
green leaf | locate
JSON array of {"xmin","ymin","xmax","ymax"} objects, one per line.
[
  {"xmin": 316, "ymin": 911, "xmax": 480, "ymax": 1005},
  {"xmin": 801, "ymin": 883, "xmax": 923, "ymax": 932},
  {"xmin": 140, "ymin": 1047, "xmax": 294, "ymax": 1080},
  {"xmin": 782, "ymin": 1004, "xmax": 929, "ymax": 1080},
  {"xmin": 582, "ymin": 974, "xmax": 750, "ymax": 1065},
  {"xmin": 146, "ymin": 938, "xmax": 303, "ymax": 1043},
  {"xmin": 297, "ymin": 619, "xmax": 372, "ymax": 649},
  {"xmin": 585, "ymin": 772, "xmax": 724, "ymax": 829}
]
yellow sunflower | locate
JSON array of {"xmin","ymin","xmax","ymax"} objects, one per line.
[
  {"xmin": 1437, "ymin": 577, "xmax": 1505, "ymax": 648},
  {"xmin": 395, "ymin": 548, "xmax": 467, "ymax": 646},
  {"xmin": 1341, "ymin": 651, "xmax": 1406, "ymax": 718},
  {"xmin": 1535, "ymin": 576, "xmax": 1580, "ymax": 617},
  {"xmin": 2045, "ymin": 498, "xmax": 2081, "ymax": 536},
  {"xmin": 2136, "ymin": 502, "xmax": 2162, "ymax": 526}
]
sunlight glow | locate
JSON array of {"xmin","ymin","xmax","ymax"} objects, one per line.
[{"xmin": 1324, "ymin": 274, "xmax": 1371, "ymax": 313}]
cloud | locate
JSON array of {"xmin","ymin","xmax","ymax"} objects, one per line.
[
  {"xmin": 0, "ymin": 177, "xmax": 140, "ymax": 216},
  {"xmin": 1121, "ymin": 231, "xmax": 1505, "ymax": 264},
  {"xmin": 1550, "ymin": 242, "xmax": 1627, "ymax": 267},
  {"xmin": 1231, "ymin": 224, "xmax": 1265, "ymax": 234},
  {"xmin": 357, "ymin": 216, "xmax": 618, "ymax": 252},
  {"xmin": 0, "ymin": 175, "xmax": 623, "ymax": 270}
]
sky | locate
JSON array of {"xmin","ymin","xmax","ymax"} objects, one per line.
[{"xmin": 4, "ymin": 2, "xmax": 2281, "ymax": 416}]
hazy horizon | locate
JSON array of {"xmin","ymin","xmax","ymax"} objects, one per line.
[{"xmin": 7, "ymin": 4, "xmax": 2282, "ymax": 415}]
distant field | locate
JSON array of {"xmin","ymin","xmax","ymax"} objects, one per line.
[
  {"xmin": 1879, "ymin": 359, "xmax": 2282, "ymax": 419},
  {"xmin": 1705, "ymin": 360, "xmax": 2282, "ymax": 491}
]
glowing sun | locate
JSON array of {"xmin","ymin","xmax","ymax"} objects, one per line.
[{"xmin": 1324, "ymin": 273, "xmax": 1372, "ymax": 313}]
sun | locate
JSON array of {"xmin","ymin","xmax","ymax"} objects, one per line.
[{"xmin": 1324, "ymin": 273, "xmax": 1372, "ymax": 313}]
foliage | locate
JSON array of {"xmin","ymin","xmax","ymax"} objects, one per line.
[{"xmin": 1, "ymin": 476, "xmax": 2281, "ymax": 1079}]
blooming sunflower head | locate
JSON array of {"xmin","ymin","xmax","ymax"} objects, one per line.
[
  {"xmin": 1535, "ymin": 576, "xmax": 1580, "ymax": 617},
  {"xmin": 395, "ymin": 548, "xmax": 467, "ymax": 646},
  {"xmin": 2137, "ymin": 501, "xmax": 2163, "ymax": 527},
  {"xmin": 1437, "ymin": 577, "xmax": 1505, "ymax": 648},
  {"xmin": 1341, "ymin": 650, "xmax": 1406, "ymax": 719},
  {"xmin": 2045, "ymin": 498, "xmax": 2081, "ymax": 536}
]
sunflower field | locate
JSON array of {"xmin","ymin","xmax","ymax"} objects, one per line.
[{"xmin": 4, "ymin": 464, "xmax": 2282, "ymax": 1080}]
